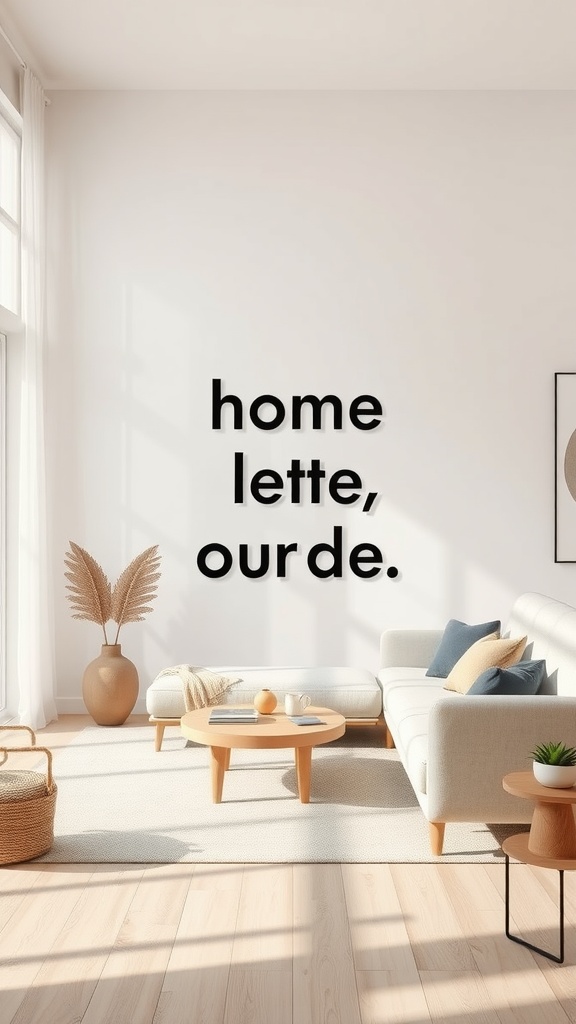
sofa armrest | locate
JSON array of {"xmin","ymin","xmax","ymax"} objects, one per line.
[
  {"xmin": 426, "ymin": 695, "xmax": 576, "ymax": 822},
  {"xmin": 380, "ymin": 629, "xmax": 443, "ymax": 670}
]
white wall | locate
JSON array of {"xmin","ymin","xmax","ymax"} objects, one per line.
[{"xmin": 45, "ymin": 91, "xmax": 576, "ymax": 710}]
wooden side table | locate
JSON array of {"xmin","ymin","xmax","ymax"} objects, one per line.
[{"xmin": 502, "ymin": 771, "xmax": 576, "ymax": 963}]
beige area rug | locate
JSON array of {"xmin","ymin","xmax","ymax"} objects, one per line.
[{"xmin": 37, "ymin": 724, "xmax": 527, "ymax": 863}]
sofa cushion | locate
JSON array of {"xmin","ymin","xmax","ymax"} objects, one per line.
[
  {"xmin": 425, "ymin": 618, "xmax": 501, "ymax": 678},
  {"xmin": 467, "ymin": 659, "xmax": 546, "ymax": 695},
  {"xmin": 146, "ymin": 666, "xmax": 383, "ymax": 719},
  {"xmin": 506, "ymin": 592, "xmax": 576, "ymax": 696},
  {"xmin": 444, "ymin": 635, "xmax": 527, "ymax": 694}
]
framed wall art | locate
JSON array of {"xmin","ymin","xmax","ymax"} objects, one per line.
[{"xmin": 555, "ymin": 371, "xmax": 576, "ymax": 562}]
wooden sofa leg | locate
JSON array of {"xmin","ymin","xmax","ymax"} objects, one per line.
[
  {"xmin": 155, "ymin": 723, "xmax": 166, "ymax": 752},
  {"xmin": 429, "ymin": 821, "xmax": 445, "ymax": 856},
  {"xmin": 384, "ymin": 722, "xmax": 395, "ymax": 749},
  {"xmin": 150, "ymin": 716, "xmax": 182, "ymax": 750}
]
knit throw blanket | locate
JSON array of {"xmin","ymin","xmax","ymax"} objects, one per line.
[{"xmin": 157, "ymin": 665, "xmax": 240, "ymax": 712}]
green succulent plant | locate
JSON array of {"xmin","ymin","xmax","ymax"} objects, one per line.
[{"xmin": 531, "ymin": 741, "xmax": 576, "ymax": 767}]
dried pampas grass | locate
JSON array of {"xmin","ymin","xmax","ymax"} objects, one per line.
[
  {"xmin": 65, "ymin": 543, "xmax": 161, "ymax": 644},
  {"xmin": 111, "ymin": 546, "xmax": 161, "ymax": 644}
]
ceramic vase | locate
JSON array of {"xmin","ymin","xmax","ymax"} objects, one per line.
[
  {"xmin": 82, "ymin": 644, "xmax": 139, "ymax": 726},
  {"xmin": 533, "ymin": 761, "xmax": 576, "ymax": 788},
  {"xmin": 253, "ymin": 688, "xmax": 277, "ymax": 714}
]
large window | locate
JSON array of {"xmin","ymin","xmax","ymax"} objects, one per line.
[
  {"xmin": 0, "ymin": 333, "xmax": 5, "ymax": 716},
  {"xmin": 0, "ymin": 89, "xmax": 21, "ymax": 718}
]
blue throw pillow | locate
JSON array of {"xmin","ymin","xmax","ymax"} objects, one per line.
[
  {"xmin": 426, "ymin": 618, "xmax": 501, "ymax": 678},
  {"xmin": 467, "ymin": 659, "xmax": 546, "ymax": 695}
]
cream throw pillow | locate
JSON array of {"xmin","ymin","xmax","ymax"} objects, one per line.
[{"xmin": 444, "ymin": 633, "xmax": 527, "ymax": 694}]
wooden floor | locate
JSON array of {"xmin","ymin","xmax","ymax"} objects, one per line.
[{"xmin": 1, "ymin": 718, "xmax": 576, "ymax": 1023}]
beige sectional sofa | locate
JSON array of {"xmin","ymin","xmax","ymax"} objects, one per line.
[
  {"xmin": 380, "ymin": 592, "xmax": 576, "ymax": 855},
  {"xmin": 146, "ymin": 591, "xmax": 576, "ymax": 857}
]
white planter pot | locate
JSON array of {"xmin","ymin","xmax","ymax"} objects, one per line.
[{"xmin": 533, "ymin": 761, "xmax": 576, "ymax": 788}]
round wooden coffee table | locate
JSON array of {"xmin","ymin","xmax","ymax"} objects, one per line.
[{"xmin": 180, "ymin": 705, "xmax": 346, "ymax": 804}]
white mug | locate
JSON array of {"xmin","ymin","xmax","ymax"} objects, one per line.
[{"xmin": 285, "ymin": 692, "xmax": 312, "ymax": 716}]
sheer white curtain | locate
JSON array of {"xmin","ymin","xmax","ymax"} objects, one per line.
[{"xmin": 16, "ymin": 67, "xmax": 56, "ymax": 728}]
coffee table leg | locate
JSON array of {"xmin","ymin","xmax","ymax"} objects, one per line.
[
  {"xmin": 295, "ymin": 746, "xmax": 312, "ymax": 803},
  {"xmin": 210, "ymin": 746, "xmax": 229, "ymax": 803}
]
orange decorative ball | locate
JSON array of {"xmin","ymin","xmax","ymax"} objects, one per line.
[{"xmin": 253, "ymin": 688, "xmax": 277, "ymax": 714}]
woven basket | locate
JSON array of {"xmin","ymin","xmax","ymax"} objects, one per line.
[{"xmin": 0, "ymin": 725, "xmax": 57, "ymax": 864}]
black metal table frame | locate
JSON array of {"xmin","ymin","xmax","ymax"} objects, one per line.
[{"xmin": 505, "ymin": 854, "xmax": 565, "ymax": 964}]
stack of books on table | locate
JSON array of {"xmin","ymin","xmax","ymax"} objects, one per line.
[{"xmin": 209, "ymin": 707, "xmax": 259, "ymax": 724}]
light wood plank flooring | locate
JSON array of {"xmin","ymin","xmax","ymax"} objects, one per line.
[{"xmin": 0, "ymin": 717, "xmax": 575, "ymax": 1024}]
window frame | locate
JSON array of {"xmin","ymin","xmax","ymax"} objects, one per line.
[{"xmin": 0, "ymin": 87, "xmax": 22, "ymax": 720}]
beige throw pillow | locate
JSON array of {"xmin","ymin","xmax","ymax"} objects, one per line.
[{"xmin": 444, "ymin": 633, "xmax": 527, "ymax": 694}]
